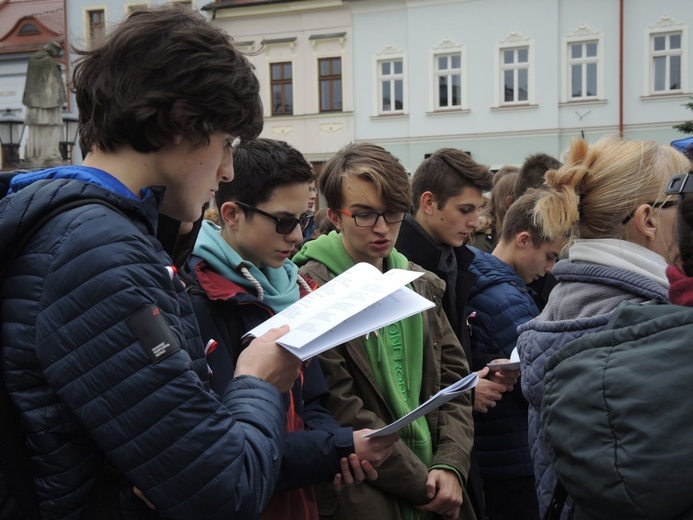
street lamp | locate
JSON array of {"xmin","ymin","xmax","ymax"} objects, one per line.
[
  {"xmin": 0, "ymin": 108, "xmax": 25, "ymax": 170},
  {"xmin": 60, "ymin": 111, "xmax": 79, "ymax": 163}
]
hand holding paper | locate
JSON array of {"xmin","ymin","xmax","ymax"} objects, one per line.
[
  {"xmin": 365, "ymin": 373, "xmax": 478, "ymax": 438},
  {"xmin": 244, "ymin": 262, "xmax": 434, "ymax": 361}
]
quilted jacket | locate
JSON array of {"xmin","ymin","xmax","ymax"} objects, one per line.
[
  {"xmin": 466, "ymin": 248, "xmax": 537, "ymax": 479},
  {"xmin": 0, "ymin": 168, "xmax": 286, "ymax": 520},
  {"xmin": 516, "ymin": 259, "xmax": 669, "ymax": 518}
]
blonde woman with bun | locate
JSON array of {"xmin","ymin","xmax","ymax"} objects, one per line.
[{"xmin": 515, "ymin": 135, "xmax": 691, "ymax": 518}]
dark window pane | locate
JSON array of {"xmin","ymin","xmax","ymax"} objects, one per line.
[
  {"xmin": 382, "ymin": 80, "xmax": 391, "ymax": 111},
  {"xmin": 438, "ymin": 56, "xmax": 447, "ymax": 70},
  {"xmin": 654, "ymin": 35, "xmax": 665, "ymax": 51},
  {"xmin": 439, "ymin": 76, "xmax": 448, "ymax": 106},
  {"xmin": 285, "ymin": 84, "xmax": 293, "ymax": 113},
  {"xmin": 451, "ymin": 54, "xmax": 461, "ymax": 69},
  {"xmin": 271, "ymin": 64, "xmax": 281, "ymax": 79},
  {"xmin": 504, "ymin": 50, "xmax": 513, "ymax": 64},
  {"xmin": 321, "ymin": 81, "xmax": 329, "ymax": 111},
  {"xmin": 272, "ymin": 85, "xmax": 282, "ymax": 113},
  {"xmin": 284, "ymin": 63, "xmax": 292, "ymax": 79},
  {"xmin": 518, "ymin": 48, "xmax": 528, "ymax": 62},
  {"xmin": 382, "ymin": 61, "xmax": 390, "ymax": 75},
  {"xmin": 586, "ymin": 62, "xmax": 597, "ymax": 96},
  {"xmin": 334, "ymin": 80, "xmax": 342, "ymax": 109},
  {"xmin": 394, "ymin": 79, "xmax": 403, "ymax": 109},
  {"xmin": 334, "ymin": 58, "xmax": 341, "ymax": 75},
  {"xmin": 571, "ymin": 64, "xmax": 582, "ymax": 97},
  {"xmin": 654, "ymin": 56, "xmax": 666, "ymax": 91},
  {"xmin": 671, "ymin": 55, "xmax": 681, "ymax": 89},
  {"xmin": 320, "ymin": 60, "xmax": 329, "ymax": 76},
  {"xmin": 394, "ymin": 60, "xmax": 403, "ymax": 74},
  {"xmin": 571, "ymin": 44, "xmax": 582, "ymax": 59},
  {"xmin": 504, "ymin": 70, "xmax": 514, "ymax": 102},
  {"xmin": 451, "ymin": 74, "xmax": 460, "ymax": 106},
  {"xmin": 586, "ymin": 42, "xmax": 597, "ymax": 57},
  {"xmin": 518, "ymin": 68, "xmax": 528, "ymax": 101},
  {"xmin": 670, "ymin": 33, "xmax": 681, "ymax": 49}
]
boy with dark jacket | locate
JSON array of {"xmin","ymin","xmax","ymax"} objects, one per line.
[
  {"xmin": 293, "ymin": 143, "xmax": 476, "ymax": 520},
  {"xmin": 394, "ymin": 148, "xmax": 514, "ymax": 519},
  {"xmin": 0, "ymin": 6, "xmax": 302, "ymax": 519},
  {"xmin": 186, "ymin": 138, "xmax": 398, "ymax": 520},
  {"xmin": 466, "ymin": 190, "xmax": 565, "ymax": 520}
]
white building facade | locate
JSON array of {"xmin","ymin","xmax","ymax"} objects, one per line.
[
  {"xmin": 204, "ymin": 0, "xmax": 354, "ymax": 168},
  {"xmin": 348, "ymin": 0, "xmax": 693, "ymax": 170}
]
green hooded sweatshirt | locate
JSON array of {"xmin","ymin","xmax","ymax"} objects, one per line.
[{"xmin": 293, "ymin": 232, "xmax": 434, "ymax": 520}]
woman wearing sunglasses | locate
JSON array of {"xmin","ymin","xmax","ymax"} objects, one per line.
[{"xmin": 515, "ymin": 135, "xmax": 690, "ymax": 519}]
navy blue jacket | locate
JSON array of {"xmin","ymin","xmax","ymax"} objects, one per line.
[
  {"xmin": 0, "ymin": 168, "xmax": 286, "ymax": 520},
  {"xmin": 186, "ymin": 257, "xmax": 354, "ymax": 492},
  {"xmin": 467, "ymin": 248, "xmax": 537, "ymax": 479}
]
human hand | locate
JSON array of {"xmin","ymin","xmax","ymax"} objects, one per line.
[
  {"xmin": 486, "ymin": 360, "xmax": 519, "ymax": 391},
  {"xmin": 473, "ymin": 369, "xmax": 507, "ymax": 413},
  {"xmin": 332, "ymin": 455, "xmax": 378, "ymax": 490},
  {"xmin": 234, "ymin": 325, "xmax": 301, "ymax": 393},
  {"xmin": 353, "ymin": 429, "xmax": 399, "ymax": 468},
  {"xmin": 414, "ymin": 468, "xmax": 462, "ymax": 520}
]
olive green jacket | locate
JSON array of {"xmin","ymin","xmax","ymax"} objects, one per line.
[{"xmin": 299, "ymin": 260, "xmax": 476, "ymax": 520}]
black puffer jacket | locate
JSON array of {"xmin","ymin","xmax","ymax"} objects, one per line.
[{"xmin": 0, "ymin": 169, "xmax": 286, "ymax": 520}]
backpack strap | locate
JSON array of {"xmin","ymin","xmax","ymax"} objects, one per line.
[{"xmin": 0, "ymin": 197, "xmax": 126, "ymax": 520}]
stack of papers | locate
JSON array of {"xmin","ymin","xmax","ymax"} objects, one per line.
[{"xmin": 245, "ymin": 262, "xmax": 435, "ymax": 361}]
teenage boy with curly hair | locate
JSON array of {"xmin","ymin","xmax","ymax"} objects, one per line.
[{"xmin": 0, "ymin": 6, "xmax": 301, "ymax": 519}]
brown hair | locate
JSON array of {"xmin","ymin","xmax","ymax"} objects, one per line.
[
  {"xmin": 501, "ymin": 189, "xmax": 553, "ymax": 245},
  {"xmin": 319, "ymin": 143, "xmax": 411, "ymax": 212},
  {"xmin": 411, "ymin": 148, "xmax": 493, "ymax": 213},
  {"xmin": 515, "ymin": 152, "xmax": 562, "ymax": 200},
  {"xmin": 215, "ymin": 138, "xmax": 313, "ymax": 212},
  {"xmin": 489, "ymin": 170, "xmax": 519, "ymax": 235},
  {"xmin": 533, "ymin": 136, "xmax": 691, "ymax": 244},
  {"xmin": 72, "ymin": 4, "xmax": 262, "ymax": 154}
]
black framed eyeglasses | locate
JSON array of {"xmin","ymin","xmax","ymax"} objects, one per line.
[
  {"xmin": 336, "ymin": 209, "xmax": 406, "ymax": 227},
  {"xmin": 666, "ymin": 173, "xmax": 693, "ymax": 196},
  {"xmin": 234, "ymin": 201, "xmax": 313, "ymax": 234},
  {"xmin": 621, "ymin": 200, "xmax": 678, "ymax": 225}
]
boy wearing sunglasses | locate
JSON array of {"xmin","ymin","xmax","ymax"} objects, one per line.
[
  {"xmin": 186, "ymin": 138, "xmax": 398, "ymax": 520},
  {"xmin": 292, "ymin": 143, "xmax": 476, "ymax": 520}
]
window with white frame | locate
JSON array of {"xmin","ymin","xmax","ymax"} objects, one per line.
[
  {"xmin": 651, "ymin": 32, "xmax": 682, "ymax": 93},
  {"xmin": 563, "ymin": 25, "xmax": 604, "ymax": 103},
  {"xmin": 645, "ymin": 16, "xmax": 688, "ymax": 96},
  {"xmin": 378, "ymin": 58, "xmax": 404, "ymax": 114},
  {"xmin": 435, "ymin": 53, "xmax": 462, "ymax": 109},
  {"xmin": 501, "ymin": 47, "xmax": 529, "ymax": 103},
  {"xmin": 568, "ymin": 41, "xmax": 598, "ymax": 99}
]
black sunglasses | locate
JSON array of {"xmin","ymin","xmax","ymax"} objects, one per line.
[
  {"xmin": 234, "ymin": 201, "xmax": 313, "ymax": 234},
  {"xmin": 666, "ymin": 173, "xmax": 693, "ymax": 195}
]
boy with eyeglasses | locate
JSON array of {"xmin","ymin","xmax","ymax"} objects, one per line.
[
  {"xmin": 292, "ymin": 143, "xmax": 476, "ymax": 520},
  {"xmin": 186, "ymin": 138, "xmax": 398, "ymax": 520}
]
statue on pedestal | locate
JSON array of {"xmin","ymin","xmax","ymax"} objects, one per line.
[{"xmin": 22, "ymin": 41, "xmax": 67, "ymax": 168}]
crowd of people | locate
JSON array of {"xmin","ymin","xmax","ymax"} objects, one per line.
[{"xmin": 1, "ymin": 5, "xmax": 693, "ymax": 520}]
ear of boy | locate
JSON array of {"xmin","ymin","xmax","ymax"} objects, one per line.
[
  {"xmin": 420, "ymin": 191, "xmax": 437, "ymax": 215},
  {"xmin": 327, "ymin": 208, "xmax": 343, "ymax": 231},
  {"xmin": 220, "ymin": 201, "xmax": 241, "ymax": 230},
  {"xmin": 514, "ymin": 231, "xmax": 531, "ymax": 249}
]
